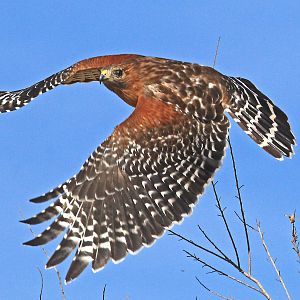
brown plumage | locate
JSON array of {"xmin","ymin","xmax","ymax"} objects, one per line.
[{"xmin": 0, "ymin": 54, "xmax": 295, "ymax": 283}]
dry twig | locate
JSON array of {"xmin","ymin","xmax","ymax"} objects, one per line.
[
  {"xmin": 257, "ymin": 222, "xmax": 291, "ymax": 300},
  {"xmin": 211, "ymin": 36, "xmax": 241, "ymax": 269},
  {"xmin": 286, "ymin": 210, "xmax": 300, "ymax": 263},
  {"xmin": 213, "ymin": 36, "xmax": 221, "ymax": 68},
  {"xmin": 170, "ymin": 227, "xmax": 272, "ymax": 299},
  {"xmin": 102, "ymin": 284, "xmax": 107, "ymax": 300},
  {"xmin": 36, "ymin": 267, "xmax": 44, "ymax": 300},
  {"xmin": 186, "ymin": 251, "xmax": 262, "ymax": 295},
  {"xmin": 227, "ymin": 137, "xmax": 252, "ymax": 275},
  {"xmin": 168, "ymin": 230, "xmax": 228, "ymax": 263},
  {"xmin": 195, "ymin": 276, "xmax": 233, "ymax": 300},
  {"xmin": 212, "ymin": 181, "xmax": 240, "ymax": 267}
]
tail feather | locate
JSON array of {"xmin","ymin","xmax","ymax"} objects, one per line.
[{"xmin": 225, "ymin": 77, "xmax": 296, "ymax": 159}]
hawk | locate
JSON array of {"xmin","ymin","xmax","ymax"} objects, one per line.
[{"xmin": 0, "ymin": 54, "xmax": 295, "ymax": 283}]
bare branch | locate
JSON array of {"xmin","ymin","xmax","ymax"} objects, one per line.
[
  {"xmin": 257, "ymin": 221, "xmax": 291, "ymax": 300},
  {"xmin": 286, "ymin": 210, "xmax": 300, "ymax": 264},
  {"xmin": 227, "ymin": 137, "xmax": 252, "ymax": 274},
  {"xmin": 19, "ymin": 210, "xmax": 67, "ymax": 300},
  {"xmin": 102, "ymin": 284, "xmax": 107, "ymax": 300},
  {"xmin": 36, "ymin": 267, "xmax": 44, "ymax": 300},
  {"xmin": 234, "ymin": 211, "xmax": 257, "ymax": 232},
  {"xmin": 241, "ymin": 271, "xmax": 271, "ymax": 300},
  {"xmin": 168, "ymin": 230, "xmax": 228, "ymax": 263},
  {"xmin": 195, "ymin": 276, "xmax": 233, "ymax": 300},
  {"xmin": 197, "ymin": 225, "xmax": 232, "ymax": 263},
  {"xmin": 185, "ymin": 251, "xmax": 264, "ymax": 296},
  {"xmin": 212, "ymin": 181, "xmax": 240, "ymax": 267},
  {"xmin": 211, "ymin": 39, "xmax": 242, "ymax": 268},
  {"xmin": 212, "ymin": 36, "xmax": 221, "ymax": 68}
]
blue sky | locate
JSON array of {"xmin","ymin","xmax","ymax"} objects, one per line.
[{"xmin": 0, "ymin": 1, "xmax": 299, "ymax": 299}]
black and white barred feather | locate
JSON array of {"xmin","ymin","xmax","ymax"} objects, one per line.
[{"xmin": 225, "ymin": 77, "xmax": 295, "ymax": 159}]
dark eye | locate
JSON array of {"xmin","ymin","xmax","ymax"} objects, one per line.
[{"xmin": 112, "ymin": 69, "xmax": 124, "ymax": 78}]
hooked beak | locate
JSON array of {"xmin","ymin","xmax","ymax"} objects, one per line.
[
  {"xmin": 99, "ymin": 69, "xmax": 109, "ymax": 84},
  {"xmin": 99, "ymin": 74, "xmax": 105, "ymax": 84}
]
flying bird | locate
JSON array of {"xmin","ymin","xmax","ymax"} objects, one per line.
[{"xmin": 0, "ymin": 54, "xmax": 295, "ymax": 283}]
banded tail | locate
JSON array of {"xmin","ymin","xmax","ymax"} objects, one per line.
[{"xmin": 225, "ymin": 77, "xmax": 296, "ymax": 159}]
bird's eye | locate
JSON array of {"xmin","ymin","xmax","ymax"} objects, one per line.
[{"xmin": 112, "ymin": 69, "xmax": 124, "ymax": 78}]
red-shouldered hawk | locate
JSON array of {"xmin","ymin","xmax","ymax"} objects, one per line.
[{"xmin": 0, "ymin": 54, "xmax": 295, "ymax": 283}]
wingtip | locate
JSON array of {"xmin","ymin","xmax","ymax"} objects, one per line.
[
  {"xmin": 45, "ymin": 261, "xmax": 56, "ymax": 270},
  {"xmin": 19, "ymin": 218, "xmax": 31, "ymax": 224},
  {"xmin": 64, "ymin": 273, "xmax": 76, "ymax": 285},
  {"xmin": 19, "ymin": 216, "xmax": 41, "ymax": 225},
  {"xmin": 23, "ymin": 239, "xmax": 36, "ymax": 247},
  {"xmin": 276, "ymin": 155, "xmax": 284, "ymax": 161},
  {"xmin": 64, "ymin": 279, "xmax": 70, "ymax": 285},
  {"xmin": 23, "ymin": 234, "xmax": 45, "ymax": 246},
  {"xmin": 29, "ymin": 196, "xmax": 46, "ymax": 203},
  {"xmin": 45, "ymin": 255, "xmax": 59, "ymax": 270}
]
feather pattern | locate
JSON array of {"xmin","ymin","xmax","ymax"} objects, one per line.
[{"xmin": 225, "ymin": 77, "xmax": 295, "ymax": 159}]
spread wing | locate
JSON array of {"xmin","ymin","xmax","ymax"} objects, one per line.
[
  {"xmin": 0, "ymin": 54, "xmax": 141, "ymax": 112},
  {"xmin": 22, "ymin": 95, "xmax": 229, "ymax": 283}
]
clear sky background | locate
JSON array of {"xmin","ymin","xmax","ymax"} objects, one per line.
[{"xmin": 0, "ymin": 1, "xmax": 299, "ymax": 299}]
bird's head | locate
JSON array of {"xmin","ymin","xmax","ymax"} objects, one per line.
[
  {"xmin": 99, "ymin": 62, "xmax": 143, "ymax": 107},
  {"xmin": 98, "ymin": 56, "xmax": 171, "ymax": 107}
]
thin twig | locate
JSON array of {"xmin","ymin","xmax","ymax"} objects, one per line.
[
  {"xmin": 257, "ymin": 221, "xmax": 291, "ymax": 300},
  {"xmin": 19, "ymin": 210, "xmax": 66, "ymax": 300},
  {"xmin": 102, "ymin": 284, "xmax": 107, "ymax": 300},
  {"xmin": 211, "ymin": 37, "xmax": 238, "ymax": 265},
  {"xmin": 212, "ymin": 181, "xmax": 240, "ymax": 267},
  {"xmin": 241, "ymin": 271, "xmax": 271, "ymax": 300},
  {"xmin": 234, "ymin": 211, "xmax": 257, "ymax": 231},
  {"xmin": 286, "ymin": 210, "xmax": 300, "ymax": 263},
  {"xmin": 195, "ymin": 277, "xmax": 233, "ymax": 300},
  {"xmin": 185, "ymin": 251, "xmax": 264, "ymax": 296},
  {"xmin": 213, "ymin": 36, "xmax": 221, "ymax": 68},
  {"xmin": 227, "ymin": 137, "xmax": 252, "ymax": 274},
  {"xmin": 292, "ymin": 227, "xmax": 300, "ymax": 263},
  {"xmin": 36, "ymin": 267, "xmax": 44, "ymax": 300},
  {"xmin": 168, "ymin": 230, "xmax": 228, "ymax": 263},
  {"xmin": 188, "ymin": 250, "xmax": 271, "ymax": 299},
  {"xmin": 197, "ymin": 225, "xmax": 232, "ymax": 263}
]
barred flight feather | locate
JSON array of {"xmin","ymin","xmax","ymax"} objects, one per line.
[
  {"xmin": 225, "ymin": 77, "xmax": 295, "ymax": 159},
  {"xmin": 0, "ymin": 69, "xmax": 71, "ymax": 113}
]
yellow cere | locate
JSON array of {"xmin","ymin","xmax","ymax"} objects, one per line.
[{"xmin": 100, "ymin": 69, "xmax": 109, "ymax": 77}]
